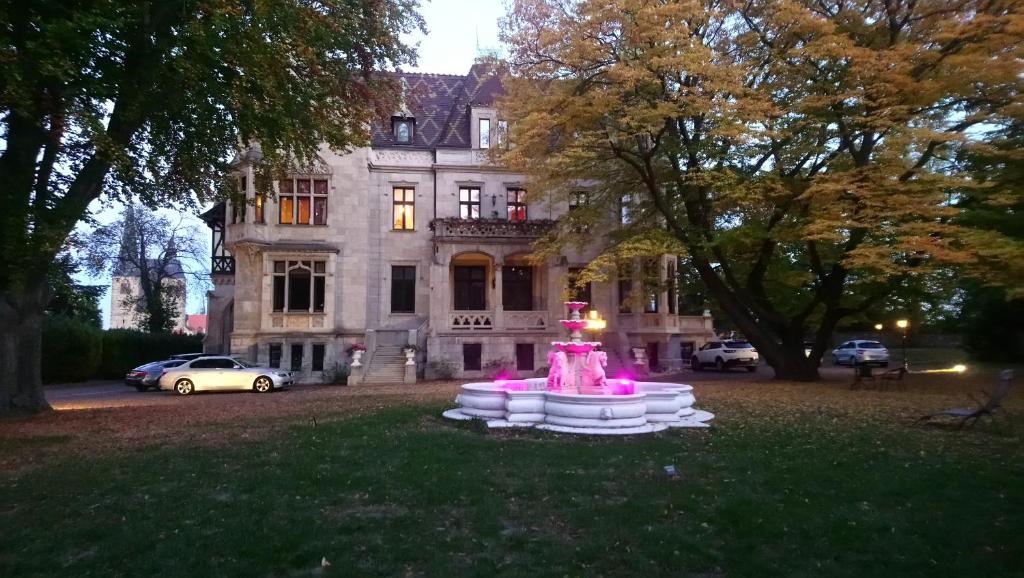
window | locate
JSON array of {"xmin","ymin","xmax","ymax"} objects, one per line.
[
  {"xmin": 569, "ymin": 191, "xmax": 589, "ymax": 210},
  {"xmin": 269, "ymin": 344, "xmax": 282, "ymax": 368},
  {"xmin": 254, "ymin": 191, "xmax": 265, "ymax": 224},
  {"xmin": 290, "ymin": 344, "xmax": 303, "ymax": 371},
  {"xmin": 279, "ymin": 177, "xmax": 328, "ymax": 225},
  {"xmin": 392, "ymin": 187, "xmax": 415, "ymax": 230},
  {"xmin": 507, "ymin": 188, "xmax": 527, "ymax": 222},
  {"xmin": 312, "ymin": 344, "xmax": 325, "ymax": 371},
  {"xmin": 618, "ymin": 279, "xmax": 633, "ymax": 313},
  {"xmin": 232, "ymin": 176, "xmax": 247, "ymax": 224},
  {"xmin": 479, "ymin": 118, "xmax": 490, "ymax": 149},
  {"xmin": 620, "ymin": 193, "xmax": 633, "ymax": 224},
  {"xmin": 391, "ymin": 265, "xmax": 416, "ymax": 313},
  {"xmin": 516, "ymin": 343, "xmax": 535, "ymax": 372},
  {"xmin": 393, "ymin": 118, "xmax": 414, "ymax": 144},
  {"xmin": 502, "ymin": 266, "xmax": 533, "ymax": 311},
  {"xmin": 643, "ymin": 260, "xmax": 659, "ymax": 313},
  {"xmin": 454, "ymin": 266, "xmax": 487, "ymax": 310},
  {"xmin": 459, "ymin": 187, "xmax": 481, "ymax": 219},
  {"xmin": 272, "ymin": 261, "xmax": 327, "ymax": 313},
  {"xmin": 567, "ymin": 268, "xmax": 592, "ymax": 308},
  {"xmin": 463, "ymin": 343, "xmax": 482, "ymax": 371},
  {"xmin": 496, "ymin": 120, "xmax": 508, "ymax": 147}
]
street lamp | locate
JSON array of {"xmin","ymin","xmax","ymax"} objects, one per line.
[
  {"xmin": 896, "ymin": 319, "xmax": 910, "ymax": 369},
  {"xmin": 585, "ymin": 309, "xmax": 607, "ymax": 341},
  {"xmin": 874, "ymin": 323, "xmax": 883, "ymax": 331}
]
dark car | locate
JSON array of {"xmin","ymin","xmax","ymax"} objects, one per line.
[{"xmin": 125, "ymin": 359, "xmax": 186, "ymax": 391}]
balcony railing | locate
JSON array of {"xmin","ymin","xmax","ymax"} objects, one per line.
[
  {"xmin": 212, "ymin": 256, "xmax": 235, "ymax": 275},
  {"xmin": 504, "ymin": 311, "xmax": 549, "ymax": 330},
  {"xmin": 449, "ymin": 311, "xmax": 494, "ymax": 330},
  {"xmin": 431, "ymin": 218, "xmax": 555, "ymax": 240}
]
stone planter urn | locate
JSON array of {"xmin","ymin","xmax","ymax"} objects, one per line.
[
  {"xmin": 350, "ymin": 349, "xmax": 364, "ymax": 367},
  {"xmin": 403, "ymin": 348, "xmax": 416, "ymax": 366}
]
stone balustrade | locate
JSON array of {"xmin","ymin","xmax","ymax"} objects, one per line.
[{"xmin": 431, "ymin": 218, "xmax": 555, "ymax": 240}]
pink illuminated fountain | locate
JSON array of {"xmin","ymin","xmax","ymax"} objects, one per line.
[
  {"xmin": 548, "ymin": 302, "xmax": 608, "ymax": 395},
  {"xmin": 443, "ymin": 301, "xmax": 714, "ymax": 434}
]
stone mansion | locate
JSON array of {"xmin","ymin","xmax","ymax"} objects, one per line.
[{"xmin": 201, "ymin": 64, "xmax": 715, "ymax": 382}]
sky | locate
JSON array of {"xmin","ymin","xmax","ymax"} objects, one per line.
[{"xmin": 86, "ymin": 0, "xmax": 507, "ymax": 328}]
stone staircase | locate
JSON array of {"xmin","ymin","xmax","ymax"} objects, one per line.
[{"xmin": 361, "ymin": 346, "xmax": 407, "ymax": 384}]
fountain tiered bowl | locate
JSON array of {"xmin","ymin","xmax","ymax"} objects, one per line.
[{"xmin": 442, "ymin": 301, "xmax": 714, "ymax": 435}]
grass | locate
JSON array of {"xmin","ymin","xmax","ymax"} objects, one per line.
[{"xmin": 2, "ymin": 391, "xmax": 1022, "ymax": 577}]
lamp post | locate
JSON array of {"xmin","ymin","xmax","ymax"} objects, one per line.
[
  {"xmin": 874, "ymin": 323, "xmax": 883, "ymax": 332},
  {"xmin": 896, "ymin": 319, "xmax": 909, "ymax": 369}
]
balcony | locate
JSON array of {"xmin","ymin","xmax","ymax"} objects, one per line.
[
  {"xmin": 448, "ymin": 310, "xmax": 550, "ymax": 331},
  {"xmin": 212, "ymin": 256, "xmax": 235, "ymax": 275},
  {"xmin": 431, "ymin": 218, "xmax": 555, "ymax": 241}
]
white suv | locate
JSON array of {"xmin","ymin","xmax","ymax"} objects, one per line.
[
  {"xmin": 692, "ymin": 340, "xmax": 759, "ymax": 372},
  {"xmin": 831, "ymin": 340, "xmax": 890, "ymax": 367}
]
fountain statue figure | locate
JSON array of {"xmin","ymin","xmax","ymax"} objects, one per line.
[{"xmin": 548, "ymin": 302, "xmax": 607, "ymax": 394}]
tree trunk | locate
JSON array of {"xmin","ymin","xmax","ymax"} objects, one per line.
[{"xmin": 0, "ymin": 284, "xmax": 52, "ymax": 415}]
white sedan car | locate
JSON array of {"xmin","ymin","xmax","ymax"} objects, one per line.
[
  {"xmin": 831, "ymin": 340, "xmax": 890, "ymax": 367},
  {"xmin": 158, "ymin": 356, "xmax": 294, "ymax": 395}
]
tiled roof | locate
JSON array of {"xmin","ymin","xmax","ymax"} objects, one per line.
[{"xmin": 371, "ymin": 63, "xmax": 505, "ymax": 149}]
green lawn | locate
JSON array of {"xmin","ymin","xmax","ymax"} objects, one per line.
[{"xmin": 2, "ymin": 399, "xmax": 1021, "ymax": 577}]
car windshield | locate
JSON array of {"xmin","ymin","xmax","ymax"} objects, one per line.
[
  {"xmin": 725, "ymin": 341, "xmax": 753, "ymax": 349},
  {"xmin": 857, "ymin": 342, "xmax": 885, "ymax": 349},
  {"xmin": 233, "ymin": 359, "xmax": 255, "ymax": 368},
  {"xmin": 135, "ymin": 362, "xmax": 159, "ymax": 371},
  {"xmin": 161, "ymin": 360, "xmax": 185, "ymax": 368}
]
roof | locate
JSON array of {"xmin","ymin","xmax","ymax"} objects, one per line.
[
  {"xmin": 113, "ymin": 258, "xmax": 186, "ymax": 279},
  {"xmin": 370, "ymin": 63, "xmax": 506, "ymax": 149}
]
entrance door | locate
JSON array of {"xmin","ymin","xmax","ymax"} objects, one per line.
[
  {"xmin": 515, "ymin": 343, "xmax": 535, "ymax": 372},
  {"xmin": 647, "ymin": 342, "xmax": 660, "ymax": 370},
  {"xmin": 454, "ymin": 266, "xmax": 487, "ymax": 310}
]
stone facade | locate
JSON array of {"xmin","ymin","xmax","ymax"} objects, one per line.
[
  {"xmin": 109, "ymin": 274, "xmax": 187, "ymax": 332},
  {"xmin": 203, "ymin": 65, "xmax": 716, "ymax": 382}
]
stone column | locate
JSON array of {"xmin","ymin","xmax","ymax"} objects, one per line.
[{"xmin": 493, "ymin": 261, "xmax": 504, "ymax": 330}]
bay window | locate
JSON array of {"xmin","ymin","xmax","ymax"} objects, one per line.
[
  {"xmin": 272, "ymin": 260, "xmax": 327, "ymax": 313},
  {"xmin": 279, "ymin": 177, "xmax": 328, "ymax": 225}
]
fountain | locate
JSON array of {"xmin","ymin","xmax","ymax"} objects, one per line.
[{"xmin": 442, "ymin": 301, "xmax": 714, "ymax": 435}]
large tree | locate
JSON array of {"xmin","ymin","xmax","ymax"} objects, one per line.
[
  {"xmin": 0, "ymin": 0, "xmax": 422, "ymax": 413},
  {"xmin": 500, "ymin": 0, "xmax": 1024, "ymax": 380}
]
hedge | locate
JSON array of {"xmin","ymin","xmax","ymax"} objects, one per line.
[
  {"xmin": 41, "ymin": 315, "xmax": 103, "ymax": 384},
  {"xmin": 40, "ymin": 317, "xmax": 204, "ymax": 383},
  {"xmin": 99, "ymin": 329, "xmax": 203, "ymax": 379}
]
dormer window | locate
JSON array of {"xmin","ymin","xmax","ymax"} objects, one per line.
[
  {"xmin": 393, "ymin": 117, "xmax": 414, "ymax": 144},
  {"xmin": 479, "ymin": 118, "xmax": 490, "ymax": 149}
]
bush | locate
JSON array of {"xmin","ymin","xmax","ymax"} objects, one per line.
[
  {"xmin": 99, "ymin": 330, "xmax": 204, "ymax": 378},
  {"xmin": 428, "ymin": 358, "xmax": 458, "ymax": 380},
  {"xmin": 322, "ymin": 362, "xmax": 351, "ymax": 385},
  {"xmin": 41, "ymin": 315, "xmax": 103, "ymax": 384}
]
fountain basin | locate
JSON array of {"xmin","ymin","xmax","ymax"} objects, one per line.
[
  {"xmin": 553, "ymin": 341, "xmax": 600, "ymax": 354},
  {"xmin": 444, "ymin": 378, "xmax": 714, "ymax": 435}
]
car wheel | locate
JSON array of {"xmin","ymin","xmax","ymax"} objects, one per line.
[
  {"xmin": 253, "ymin": 376, "xmax": 273, "ymax": 393},
  {"xmin": 746, "ymin": 366, "xmax": 756, "ymax": 373},
  {"xmin": 134, "ymin": 384, "xmax": 149, "ymax": 392},
  {"xmin": 174, "ymin": 379, "xmax": 194, "ymax": 396},
  {"xmin": 832, "ymin": 355, "xmax": 841, "ymax": 365},
  {"xmin": 848, "ymin": 356, "xmax": 858, "ymax": 366},
  {"xmin": 691, "ymin": 357, "xmax": 701, "ymax": 371},
  {"xmin": 716, "ymin": 357, "xmax": 726, "ymax": 372}
]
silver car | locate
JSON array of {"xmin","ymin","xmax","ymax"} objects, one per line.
[
  {"xmin": 831, "ymin": 340, "xmax": 890, "ymax": 367},
  {"xmin": 158, "ymin": 356, "xmax": 294, "ymax": 395}
]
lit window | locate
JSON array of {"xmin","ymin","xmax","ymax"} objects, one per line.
[
  {"xmin": 393, "ymin": 118, "xmax": 414, "ymax": 144},
  {"xmin": 459, "ymin": 187, "xmax": 481, "ymax": 219},
  {"xmin": 232, "ymin": 176, "xmax": 247, "ymax": 224},
  {"xmin": 254, "ymin": 192, "xmax": 264, "ymax": 224},
  {"xmin": 507, "ymin": 188, "xmax": 527, "ymax": 221},
  {"xmin": 479, "ymin": 118, "xmax": 490, "ymax": 149},
  {"xmin": 392, "ymin": 188, "xmax": 415, "ymax": 230},
  {"xmin": 279, "ymin": 177, "xmax": 328, "ymax": 225},
  {"xmin": 272, "ymin": 260, "xmax": 327, "ymax": 313}
]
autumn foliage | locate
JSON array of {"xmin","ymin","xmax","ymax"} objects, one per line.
[{"xmin": 499, "ymin": 0, "xmax": 1024, "ymax": 379}]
